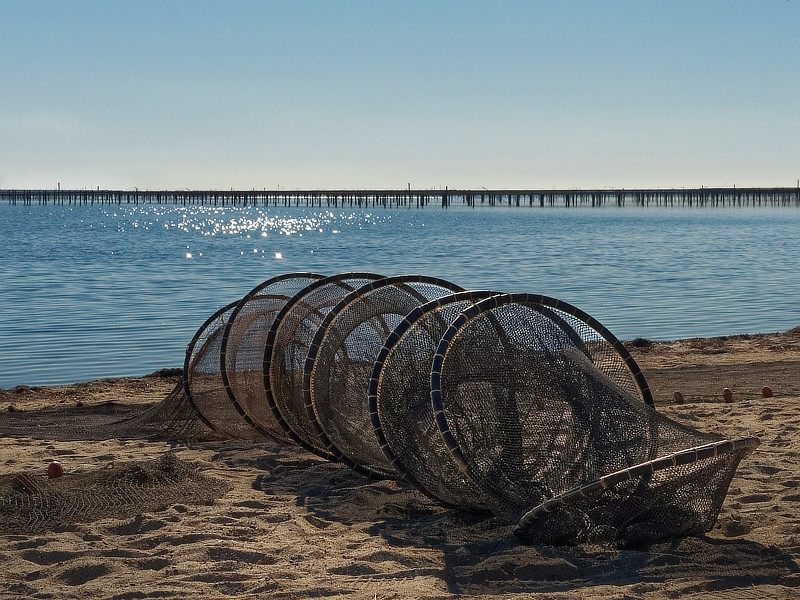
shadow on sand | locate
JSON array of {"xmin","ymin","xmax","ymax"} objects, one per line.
[{"xmin": 209, "ymin": 445, "xmax": 800, "ymax": 597}]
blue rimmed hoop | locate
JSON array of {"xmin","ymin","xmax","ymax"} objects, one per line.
[{"xmin": 303, "ymin": 274, "xmax": 465, "ymax": 479}]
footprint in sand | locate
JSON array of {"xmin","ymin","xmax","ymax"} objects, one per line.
[
  {"xmin": 109, "ymin": 514, "xmax": 167, "ymax": 535},
  {"xmin": 738, "ymin": 493, "xmax": 773, "ymax": 503},
  {"xmin": 207, "ymin": 547, "xmax": 269, "ymax": 563},
  {"xmin": 56, "ymin": 562, "xmax": 112, "ymax": 586},
  {"xmin": 20, "ymin": 548, "xmax": 83, "ymax": 565}
]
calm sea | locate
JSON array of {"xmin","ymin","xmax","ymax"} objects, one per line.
[{"xmin": 1, "ymin": 203, "xmax": 798, "ymax": 388}]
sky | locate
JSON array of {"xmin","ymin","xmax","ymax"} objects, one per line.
[{"xmin": 1, "ymin": 1, "xmax": 798, "ymax": 191}]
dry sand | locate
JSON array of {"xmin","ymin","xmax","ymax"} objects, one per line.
[{"xmin": 1, "ymin": 328, "xmax": 799, "ymax": 599}]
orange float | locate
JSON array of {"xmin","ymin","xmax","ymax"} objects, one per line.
[{"xmin": 47, "ymin": 460, "xmax": 64, "ymax": 479}]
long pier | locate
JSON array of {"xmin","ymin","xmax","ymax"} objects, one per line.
[{"xmin": 2, "ymin": 187, "xmax": 799, "ymax": 208}]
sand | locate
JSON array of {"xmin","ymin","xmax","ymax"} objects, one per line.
[{"xmin": 1, "ymin": 328, "xmax": 799, "ymax": 599}]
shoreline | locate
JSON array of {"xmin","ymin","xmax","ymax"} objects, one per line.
[
  {"xmin": 1, "ymin": 329, "xmax": 798, "ymax": 598},
  {"xmin": 5, "ymin": 325, "xmax": 800, "ymax": 391}
]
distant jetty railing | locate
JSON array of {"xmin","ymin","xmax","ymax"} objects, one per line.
[{"xmin": 2, "ymin": 187, "xmax": 800, "ymax": 208}]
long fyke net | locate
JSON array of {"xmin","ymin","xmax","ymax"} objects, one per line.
[{"xmin": 0, "ymin": 272, "xmax": 757, "ymax": 547}]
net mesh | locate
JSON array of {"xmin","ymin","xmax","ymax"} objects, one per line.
[
  {"xmin": 429, "ymin": 293, "xmax": 759, "ymax": 547},
  {"xmin": 304, "ymin": 276, "xmax": 464, "ymax": 479},
  {"xmin": 515, "ymin": 438, "xmax": 759, "ymax": 548},
  {"xmin": 0, "ymin": 452, "xmax": 231, "ymax": 533},
  {"xmin": 183, "ymin": 300, "xmax": 260, "ymax": 439},
  {"xmin": 220, "ymin": 273, "xmax": 325, "ymax": 442},
  {"xmin": 264, "ymin": 273, "xmax": 384, "ymax": 458},
  {"xmin": 370, "ymin": 290, "xmax": 499, "ymax": 510},
  {"xmin": 0, "ymin": 378, "xmax": 218, "ymax": 443}
]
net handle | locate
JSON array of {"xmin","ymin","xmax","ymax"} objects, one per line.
[{"xmin": 513, "ymin": 436, "xmax": 760, "ymax": 537}]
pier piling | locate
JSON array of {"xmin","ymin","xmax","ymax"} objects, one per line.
[{"xmin": 2, "ymin": 187, "xmax": 799, "ymax": 208}]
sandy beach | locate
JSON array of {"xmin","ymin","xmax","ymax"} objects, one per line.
[{"xmin": 1, "ymin": 328, "xmax": 799, "ymax": 599}]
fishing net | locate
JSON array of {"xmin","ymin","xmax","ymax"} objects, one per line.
[
  {"xmin": 428, "ymin": 293, "xmax": 759, "ymax": 547},
  {"xmin": 369, "ymin": 290, "xmax": 651, "ymax": 512},
  {"xmin": 183, "ymin": 300, "xmax": 258, "ymax": 439},
  {"xmin": 0, "ymin": 377, "xmax": 218, "ymax": 443},
  {"xmin": 0, "ymin": 452, "xmax": 231, "ymax": 533},
  {"xmin": 515, "ymin": 437, "xmax": 759, "ymax": 548},
  {"xmin": 370, "ymin": 290, "xmax": 499, "ymax": 510},
  {"xmin": 115, "ymin": 378, "xmax": 219, "ymax": 441},
  {"xmin": 0, "ymin": 270, "xmax": 759, "ymax": 550},
  {"xmin": 219, "ymin": 273, "xmax": 325, "ymax": 442},
  {"xmin": 303, "ymin": 275, "xmax": 465, "ymax": 479},
  {"xmin": 264, "ymin": 272, "xmax": 384, "ymax": 459}
]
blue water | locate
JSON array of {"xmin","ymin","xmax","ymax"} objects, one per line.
[{"xmin": 1, "ymin": 203, "xmax": 798, "ymax": 388}]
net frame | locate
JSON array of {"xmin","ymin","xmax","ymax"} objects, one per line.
[
  {"xmin": 429, "ymin": 292, "xmax": 656, "ymax": 521},
  {"xmin": 218, "ymin": 272, "xmax": 325, "ymax": 443},
  {"xmin": 368, "ymin": 289, "xmax": 500, "ymax": 508},
  {"xmin": 302, "ymin": 275, "xmax": 465, "ymax": 479},
  {"xmin": 514, "ymin": 436, "xmax": 760, "ymax": 546},
  {"xmin": 369, "ymin": 290, "xmax": 652, "ymax": 512},
  {"xmin": 182, "ymin": 299, "xmax": 246, "ymax": 437},
  {"xmin": 262, "ymin": 272, "xmax": 385, "ymax": 459}
]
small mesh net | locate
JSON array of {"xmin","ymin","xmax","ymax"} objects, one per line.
[
  {"xmin": 429, "ymin": 293, "xmax": 759, "ymax": 547},
  {"xmin": 183, "ymin": 300, "xmax": 261, "ymax": 439},
  {"xmin": 220, "ymin": 273, "xmax": 325, "ymax": 442},
  {"xmin": 304, "ymin": 276, "xmax": 464, "ymax": 479},
  {"xmin": 0, "ymin": 379, "xmax": 218, "ymax": 443},
  {"xmin": 264, "ymin": 273, "xmax": 384, "ymax": 458},
  {"xmin": 0, "ymin": 452, "xmax": 231, "ymax": 533},
  {"xmin": 515, "ymin": 438, "xmax": 759, "ymax": 548}
]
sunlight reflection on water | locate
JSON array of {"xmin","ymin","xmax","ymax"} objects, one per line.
[{"xmin": 1, "ymin": 203, "xmax": 798, "ymax": 386}]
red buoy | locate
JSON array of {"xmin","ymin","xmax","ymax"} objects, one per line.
[{"xmin": 47, "ymin": 461, "xmax": 64, "ymax": 479}]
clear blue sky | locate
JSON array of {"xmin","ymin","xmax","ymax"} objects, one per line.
[{"xmin": 2, "ymin": 1, "xmax": 798, "ymax": 190}]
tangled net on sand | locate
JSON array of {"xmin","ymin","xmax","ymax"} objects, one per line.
[
  {"xmin": 0, "ymin": 272, "xmax": 758, "ymax": 547},
  {"xmin": 0, "ymin": 453, "xmax": 231, "ymax": 533}
]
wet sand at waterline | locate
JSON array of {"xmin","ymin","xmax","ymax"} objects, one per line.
[{"xmin": 1, "ymin": 329, "xmax": 799, "ymax": 599}]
